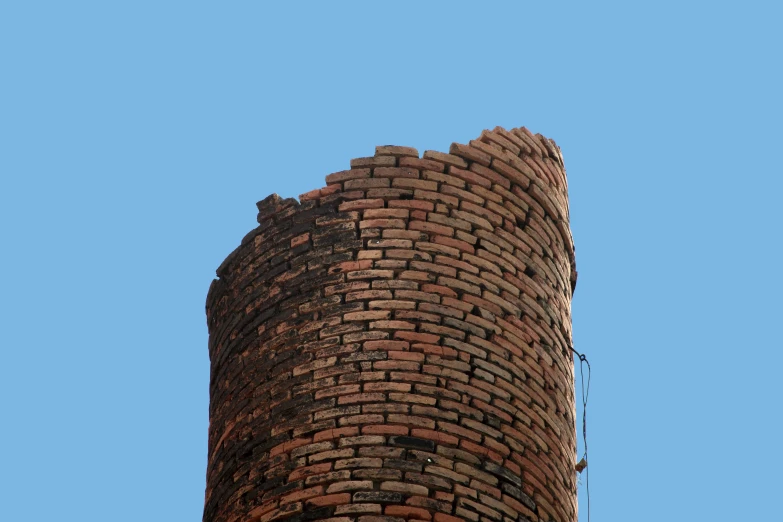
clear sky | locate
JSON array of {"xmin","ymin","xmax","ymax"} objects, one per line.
[{"xmin": 1, "ymin": 1, "xmax": 781, "ymax": 521}]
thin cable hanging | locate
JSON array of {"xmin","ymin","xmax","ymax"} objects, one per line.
[{"xmin": 570, "ymin": 346, "xmax": 591, "ymax": 522}]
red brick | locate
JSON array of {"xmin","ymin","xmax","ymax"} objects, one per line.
[
  {"xmin": 372, "ymin": 241, "xmax": 415, "ymax": 252},
  {"xmin": 313, "ymin": 426, "xmax": 359, "ymax": 442},
  {"xmin": 293, "ymin": 356, "xmax": 338, "ymax": 377},
  {"xmin": 306, "ymin": 493, "xmax": 352, "ymax": 507},
  {"xmin": 269, "ymin": 437, "xmax": 314, "ymax": 457},
  {"xmin": 393, "ymin": 310, "xmax": 439, "ymax": 323},
  {"xmin": 415, "ymin": 190, "xmax": 459, "ymax": 207},
  {"xmin": 299, "ymin": 187, "xmax": 323, "ymax": 202},
  {"xmin": 291, "ymin": 232, "xmax": 310, "ymax": 248},
  {"xmin": 388, "ymin": 392, "xmax": 437, "ymax": 406},
  {"xmin": 437, "ymin": 422, "xmax": 482, "ymax": 443},
  {"xmin": 367, "ymin": 188, "xmax": 414, "ymax": 199},
  {"xmin": 326, "ymin": 168, "xmax": 371, "ymax": 184},
  {"xmin": 422, "ymin": 150, "xmax": 468, "ymax": 168},
  {"xmin": 419, "ymin": 284, "xmax": 458, "ymax": 298},
  {"xmin": 360, "ymin": 218, "xmax": 407, "ymax": 229},
  {"xmin": 334, "ymin": 457, "xmax": 383, "ymax": 470},
  {"xmin": 385, "ymin": 413, "xmax": 436, "ymax": 429},
  {"xmin": 399, "ymin": 156, "xmax": 446, "ymax": 172},
  {"xmin": 409, "ymin": 220, "xmax": 454, "ymax": 237},
  {"xmin": 375, "ymin": 145, "xmax": 419, "ymax": 157},
  {"xmin": 363, "ymin": 340, "xmax": 410, "ymax": 351},
  {"xmin": 422, "ymin": 169, "xmax": 464, "ymax": 188},
  {"xmin": 347, "ymin": 269, "xmax": 395, "ymax": 280},
  {"xmin": 338, "ymin": 435, "xmax": 386, "ymax": 447},
  {"xmin": 336, "ymin": 413, "xmax": 386, "ymax": 427},
  {"xmin": 362, "ymin": 424, "xmax": 410, "ymax": 436},
  {"xmin": 288, "ymin": 462, "xmax": 333, "ymax": 481},
  {"xmin": 347, "ymin": 289, "xmax": 394, "ymax": 301},
  {"xmin": 410, "ymin": 429, "xmax": 459, "ymax": 446},
  {"xmin": 369, "ymin": 300, "xmax": 416, "ymax": 310},
  {"xmin": 346, "ymin": 178, "xmax": 392, "ymax": 191},
  {"xmin": 350, "ymin": 156, "xmax": 397, "ymax": 168},
  {"xmin": 280, "ymin": 485, "xmax": 325, "ymax": 504},
  {"xmin": 339, "ymin": 198, "xmax": 386, "ymax": 211},
  {"xmin": 392, "ymin": 177, "xmax": 438, "ymax": 191},
  {"xmin": 445, "ymin": 166, "xmax": 492, "ymax": 189},
  {"xmin": 338, "ymin": 392, "xmax": 387, "ymax": 405},
  {"xmin": 479, "ymin": 129, "xmax": 520, "ymax": 155},
  {"xmin": 440, "ymin": 184, "xmax": 485, "ymax": 206},
  {"xmin": 433, "ymin": 514, "xmax": 463, "ymax": 522},
  {"xmin": 410, "ymin": 209, "xmax": 428, "ymax": 221},
  {"xmin": 392, "ymin": 290, "xmax": 441, "ymax": 304},
  {"xmin": 393, "ymin": 331, "xmax": 441, "ymax": 344},
  {"xmin": 450, "ymin": 142, "xmax": 491, "ymax": 166},
  {"xmin": 384, "ymin": 506, "xmax": 433, "ymax": 520},
  {"xmin": 370, "ymin": 320, "xmax": 416, "ymax": 330},
  {"xmin": 315, "ymin": 384, "xmax": 361, "ymax": 400},
  {"xmin": 431, "ymin": 235, "xmax": 475, "ymax": 254},
  {"xmin": 387, "ymin": 350, "xmax": 424, "ymax": 362},
  {"xmin": 374, "ymin": 360, "xmax": 420, "ymax": 372},
  {"xmin": 363, "ymin": 208, "xmax": 410, "ymax": 219},
  {"xmin": 344, "ymin": 311, "xmax": 391, "ymax": 322}
]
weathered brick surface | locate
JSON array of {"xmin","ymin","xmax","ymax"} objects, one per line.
[{"xmin": 205, "ymin": 126, "xmax": 578, "ymax": 522}]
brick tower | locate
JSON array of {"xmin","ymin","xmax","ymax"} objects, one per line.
[{"xmin": 204, "ymin": 126, "xmax": 578, "ymax": 522}]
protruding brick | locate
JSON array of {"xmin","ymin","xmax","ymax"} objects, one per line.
[
  {"xmin": 375, "ymin": 145, "xmax": 419, "ymax": 157},
  {"xmin": 422, "ymin": 150, "xmax": 468, "ymax": 168},
  {"xmin": 327, "ymin": 168, "xmax": 372, "ymax": 184},
  {"xmin": 350, "ymin": 156, "xmax": 397, "ymax": 168}
]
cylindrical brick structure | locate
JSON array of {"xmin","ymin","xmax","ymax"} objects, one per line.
[{"xmin": 204, "ymin": 126, "xmax": 578, "ymax": 522}]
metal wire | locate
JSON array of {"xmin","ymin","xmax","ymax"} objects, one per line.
[{"xmin": 570, "ymin": 347, "xmax": 591, "ymax": 522}]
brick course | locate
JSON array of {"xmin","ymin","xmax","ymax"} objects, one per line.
[{"xmin": 205, "ymin": 126, "xmax": 578, "ymax": 522}]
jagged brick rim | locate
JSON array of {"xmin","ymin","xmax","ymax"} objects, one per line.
[{"xmin": 214, "ymin": 126, "xmax": 576, "ymax": 296}]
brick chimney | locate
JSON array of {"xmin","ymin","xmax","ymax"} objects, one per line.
[{"xmin": 204, "ymin": 126, "xmax": 578, "ymax": 522}]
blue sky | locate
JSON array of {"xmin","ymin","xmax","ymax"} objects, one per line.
[{"xmin": 1, "ymin": 1, "xmax": 781, "ymax": 520}]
